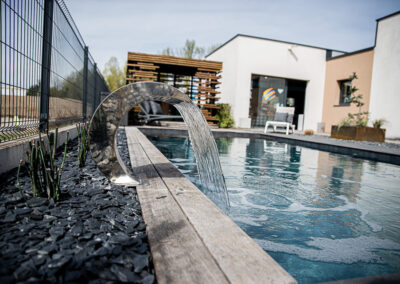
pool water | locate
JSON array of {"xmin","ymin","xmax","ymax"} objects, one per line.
[{"xmin": 146, "ymin": 135, "xmax": 400, "ymax": 283}]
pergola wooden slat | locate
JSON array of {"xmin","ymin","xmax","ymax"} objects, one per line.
[{"xmin": 126, "ymin": 52, "xmax": 223, "ymax": 125}]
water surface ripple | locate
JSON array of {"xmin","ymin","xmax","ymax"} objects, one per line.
[{"xmin": 147, "ymin": 136, "xmax": 400, "ymax": 283}]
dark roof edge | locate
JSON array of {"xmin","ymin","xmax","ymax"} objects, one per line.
[
  {"xmin": 206, "ymin": 34, "xmax": 347, "ymax": 58},
  {"xmin": 326, "ymin": 46, "xmax": 374, "ymax": 61},
  {"xmin": 376, "ymin": 10, "xmax": 400, "ymax": 22}
]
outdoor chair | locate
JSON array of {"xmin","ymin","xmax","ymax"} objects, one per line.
[
  {"xmin": 264, "ymin": 106, "xmax": 295, "ymax": 135},
  {"xmin": 138, "ymin": 101, "xmax": 182, "ymax": 124}
]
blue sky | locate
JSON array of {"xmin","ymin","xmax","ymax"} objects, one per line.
[{"xmin": 66, "ymin": 0, "xmax": 400, "ymax": 71}]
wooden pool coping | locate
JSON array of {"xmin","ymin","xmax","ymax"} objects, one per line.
[{"xmin": 125, "ymin": 127, "xmax": 296, "ymax": 284}]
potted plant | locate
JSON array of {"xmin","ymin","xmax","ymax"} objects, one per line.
[
  {"xmin": 372, "ymin": 118, "xmax": 387, "ymax": 129},
  {"xmin": 331, "ymin": 73, "xmax": 386, "ymax": 142},
  {"xmin": 216, "ymin": 103, "xmax": 235, "ymax": 128}
]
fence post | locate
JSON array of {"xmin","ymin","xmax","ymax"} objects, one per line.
[
  {"xmin": 39, "ymin": 0, "xmax": 54, "ymax": 132},
  {"xmin": 93, "ymin": 63, "xmax": 98, "ymax": 111},
  {"xmin": 82, "ymin": 46, "xmax": 88, "ymax": 121}
]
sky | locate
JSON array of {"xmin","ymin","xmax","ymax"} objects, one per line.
[{"xmin": 65, "ymin": 0, "xmax": 400, "ymax": 72}]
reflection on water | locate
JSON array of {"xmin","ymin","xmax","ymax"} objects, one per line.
[{"xmin": 146, "ymin": 136, "xmax": 400, "ymax": 284}]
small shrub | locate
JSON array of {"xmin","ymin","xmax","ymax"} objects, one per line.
[
  {"xmin": 372, "ymin": 119, "xmax": 386, "ymax": 129},
  {"xmin": 76, "ymin": 122, "xmax": 89, "ymax": 168},
  {"xmin": 342, "ymin": 72, "xmax": 369, "ymax": 127},
  {"xmin": 216, "ymin": 104, "xmax": 234, "ymax": 128},
  {"xmin": 304, "ymin": 129, "xmax": 314, "ymax": 136},
  {"xmin": 17, "ymin": 128, "xmax": 68, "ymax": 201},
  {"xmin": 357, "ymin": 117, "xmax": 368, "ymax": 127},
  {"xmin": 339, "ymin": 118, "xmax": 352, "ymax": 128}
]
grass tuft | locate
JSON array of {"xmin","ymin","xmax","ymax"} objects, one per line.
[
  {"xmin": 17, "ymin": 128, "xmax": 69, "ymax": 201},
  {"xmin": 76, "ymin": 122, "xmax": 89, "ymax": 168}
]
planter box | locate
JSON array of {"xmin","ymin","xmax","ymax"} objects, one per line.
[{"xmin": 331, "ymin": 125, "xmax": 385, "ymax": 142}]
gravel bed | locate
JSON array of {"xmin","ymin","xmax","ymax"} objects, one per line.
[{"xmin": 0, "ymin": 129, "xmax": 155, "ymax": 283}]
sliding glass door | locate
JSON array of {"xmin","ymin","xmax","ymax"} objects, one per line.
[{"xmin": 250, "ymin": 75, "xmax": 287, "ymax": 127}]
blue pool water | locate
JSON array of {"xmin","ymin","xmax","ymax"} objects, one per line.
[{"xmin": 146, "ymin": 135, "xmax": 400, "ymax": 283}]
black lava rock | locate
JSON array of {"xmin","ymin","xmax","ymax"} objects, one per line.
[
  {"xmin": 14, "ymin": 208, "xmax": 32, "ymax": 216},
  {"xmin": 0, "ymin": 129, "xmax": 155, "ymax": 283},
  {"xmin": 111, "ymin": 264, "xmax": 141, "ymax": 283},
  {"xmin": 2, "ymin": 212, "xmax": 16, "ymax": 223},
  {"xmin": 26, "ymin": 197, "xmax": 48, "ymax": 208}
]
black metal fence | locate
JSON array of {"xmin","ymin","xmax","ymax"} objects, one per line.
[{"xmin": 0, "ymin": 0, "xmax": 109, "ymax": 143}]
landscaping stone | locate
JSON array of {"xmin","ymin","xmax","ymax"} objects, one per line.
[
  {"xmin": 2, "ymin": 211, "xmax": 16, "ymax": 223},
  {"xmin": 26, "ymin": 197, "xmax": 49, "ymax": 208},
  {"xmin": 0, "ymin": 129, "xmax": 155, "ymax": 283},
  {"xmin": 49, "ymin": 226, "xmax": 65, "ymax": 240},
  {"xmin": 111, "ymin": 264, "xmax": 141, "ymax": 283}
]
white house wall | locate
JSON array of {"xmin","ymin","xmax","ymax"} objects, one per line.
[
  {"xmin": 206, "ymin": 39, "xmax": 239, "ymax": 116},
  {"xmin": 207, "ymin": 36, "xmax": 327, "ymax": 130},
  {"xmin": 369, "ymin": 14, "xmax": 400, "ymax": 138}
]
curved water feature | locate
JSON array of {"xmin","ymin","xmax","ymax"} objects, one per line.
[{"xmin": 89, "ymin": 82, "xmax": 230, "ymax": 211}]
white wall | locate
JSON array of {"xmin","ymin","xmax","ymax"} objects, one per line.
[
  {"xmin": 207, "ymin": 35, "xmax": 327, "ymax": 130},
  {"xmin": 206, "ymin": 38, "xmax": 239, "ymax": 120},
  {"xmin": 369, "ymin": 14, "xmax": 400, "ymax": 138}
]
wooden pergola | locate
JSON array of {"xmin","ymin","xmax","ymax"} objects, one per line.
[{"xmin": 126, "ymin": 52, "xmax": 223, "ymax": 124}]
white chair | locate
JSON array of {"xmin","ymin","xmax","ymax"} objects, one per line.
[{"xmin": 264, "ymin": 106, "xmax": 295, "ymax": 135}]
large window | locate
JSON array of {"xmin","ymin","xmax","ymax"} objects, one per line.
[
  {"xmin": 249, "ymin": 74, "xmax": 306, "ymax": 127},
  {"xmin": 339, "ymin": 80, "xmax": 352, "ymax": 105}
]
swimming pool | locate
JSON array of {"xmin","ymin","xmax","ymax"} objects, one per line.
[{"xmin": 146, "ymin": 135, "xmax": 400, "ymax": 283}]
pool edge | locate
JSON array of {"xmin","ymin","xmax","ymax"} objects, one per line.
[
  {"xmin": 126, "ymin": 126, "xmax": 297, "ymax": 284},
  {"xmin": 138, "ymin": 126, "xmax": 400, "ymax": 166}
]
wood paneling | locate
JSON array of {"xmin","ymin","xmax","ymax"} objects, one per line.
[
  {"xmin": 125, "ymin": 52, "xmax": 222, "ymax": 125},
  {"xmin": 128, "ymin": 52, "xmax": 222, "ymax": 70}
]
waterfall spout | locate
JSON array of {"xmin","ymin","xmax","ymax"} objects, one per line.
[
  {"xmin": 89, "ymin": 82, "xmax": 230, "ymax": 212},
  {"xmin": 175, "ymin": 102, "xmax": 230, "ymax": 212}
]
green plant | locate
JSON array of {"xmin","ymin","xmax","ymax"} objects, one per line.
[
  {"xmin": 16, "ymin": 160, "xmax": 23, "ymax": 198},
  {"xmin": 339, "ymin": 117, "xmax": 352, "ymax": 128},
  {"xmin": 103, "ymin": 57, "xmax": 125, "ymax": 91},
  {"xmin": 216, "ymin": 104, "xmax": 234, "ymax": 128},
  {"xmin": 76, "ymin": 122, "xmax": 89, "ymax": 167},
  {"xmin": 17, "ymin": 128, "xmax": 69, "ymax": 201},
  {"xmin": 372, "ymin": 119, "xmax": 386, "ymax": 129},
  {"xmin": 343, "ymin": 72, "xmax": 369, "ymax": 127}
]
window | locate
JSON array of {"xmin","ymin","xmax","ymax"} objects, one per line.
[{"xmin": 339, "ymin": 80, "xmax": 352, "ymax": 105}]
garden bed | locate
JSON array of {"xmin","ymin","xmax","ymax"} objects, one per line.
[
  {"xmin": 0, "ymin": 130, "xmax": 155, "ymax": 283},
  {"xmin": 331, "ymin": 125, "xmax": 385, "ymax": 142}
]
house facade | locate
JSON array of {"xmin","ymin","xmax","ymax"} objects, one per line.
[
  {"xmin": 206, "ymin": 34, "xmax": 344, "ymax": 130},
  {"xmin": 322, "ymin": 48, "xmax": 374, "ymax": 133},
  {"xmin": 369, "ymin": 12, "xmax": 400, "ymax": 138},
  {"xmin": 206, "ymin": 11, "xmax": 400, "ymax": 138}
]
